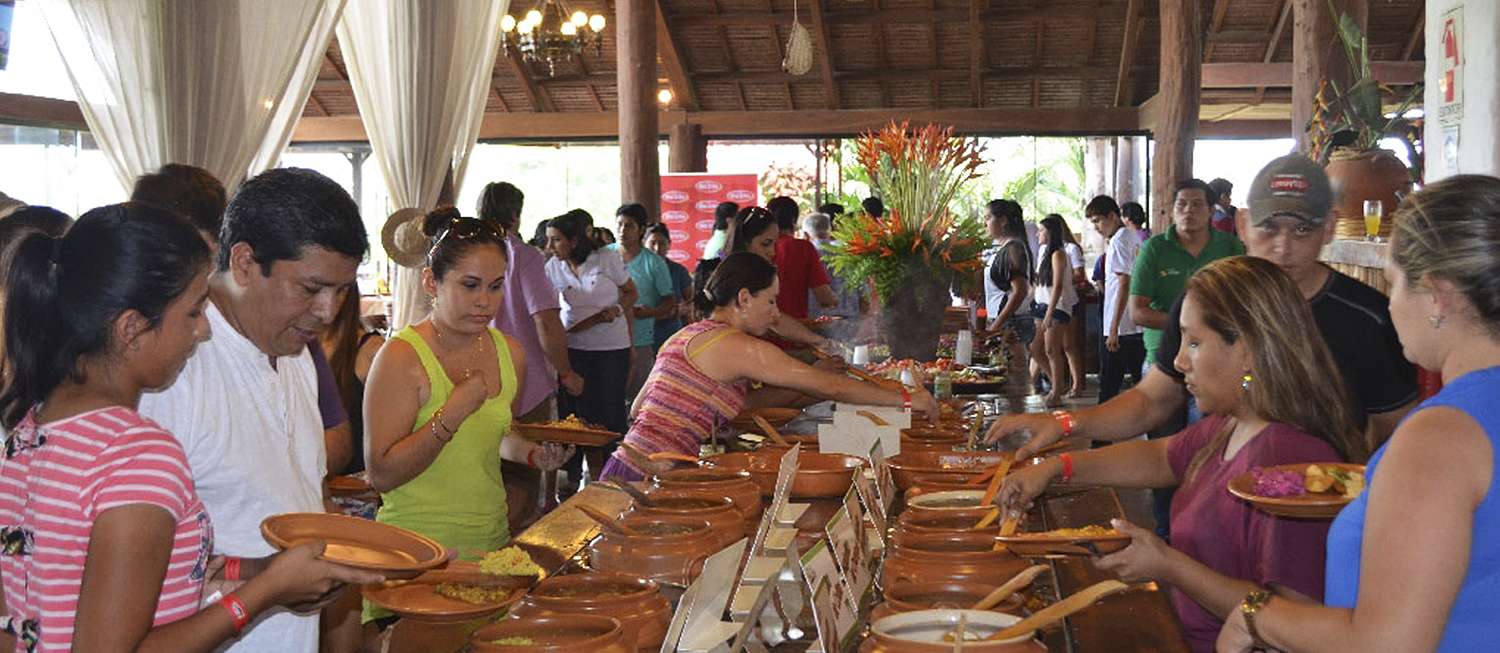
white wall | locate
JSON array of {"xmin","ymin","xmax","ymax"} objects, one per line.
[{"xmin": 1424, "ymin": 0, "xmax": 1500, "ymax": 180}]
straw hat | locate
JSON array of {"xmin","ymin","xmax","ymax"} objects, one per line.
[{"xmin": 381, "ymin": 208, "xmax": 429, "ymax": 268}]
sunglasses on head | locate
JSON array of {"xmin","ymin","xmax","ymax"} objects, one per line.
[
  {"xmin": 429, "ymin": 216, "xmax": 504, "ymax": 257},
  {"xmin": 739, "ymin": 207, "xmax": 773, "ymax": 223}
]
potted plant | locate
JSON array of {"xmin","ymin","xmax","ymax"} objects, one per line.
[
  {"xmin": 825, "ymin": 122, "xmax": 988, "ymax": 362},
  {"xmin": 1307, "ymin": 1, "xmax": 1424, "ymax": 240}
]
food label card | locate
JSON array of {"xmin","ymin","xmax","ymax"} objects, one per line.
[
  {"xmin": 791, "ymin": 539, "xmax": 860, "ymax": 651},
  {"xmin": 823, "ymin": 502, "xmax": 873, "ymax": 606},
  {"xmin": 668, "ymin": 539, "xmax": 748, "ymax": 653},
  {"xmin": 748, "ymin": 444, "xmax": 800, "ymax": 559},
  {"xmin": 852, "ymin": 472, "xmax": 887, "ymax": 545},
  {"xmin": 867, "ymin": 439, "xmax": 897, "ymax": 515}
]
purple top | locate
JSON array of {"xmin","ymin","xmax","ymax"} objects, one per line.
[
  {"xmin": 491, "ymin": 233, "xmax": 562, "ymax": 415},
  {"xmin": 1165, "ymin": 414, "xmax": 1339, "ymax": 653},
  {"xmin": 308, "ymin": 339, "xmax": 348, "ymax": 429}
]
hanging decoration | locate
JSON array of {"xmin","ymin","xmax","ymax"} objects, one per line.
[
  {"xmin": 501, "ymin": 0, "xmax": 606, "ymax": 75},
  {"xmin": 783, "ymin": 0, "xmax": 813, "ymax": 76}
]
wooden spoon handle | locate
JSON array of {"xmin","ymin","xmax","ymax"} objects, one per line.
[
  {"xmin": 576, "ymin": 504, "xmax": 634, "ymax": 535},
  {"xmin": 646, "ymin": 452, "xmax": 701, "ymax": 463},
  {"xmin": 751, "ymin": 415, "xmax": 791, "ymax": 446},
  {"xmin": 971, "ymin": 564, "xmax": 1047, "ymax": 610},
  {"xmin": 856, "ymin": 410, "xmax": 890, "ymax": 426},
  {"xmin": 603, "ymin": 474, "xmax": 656, "ymax": 507},
  {"xmin": 968, "ymin": 405, "xmax": 986, "ymax": 448},
  {"xmin": 984, "ymin": 580, "xmax": 1129, "ymax": 641},
  {"xmin": 979, "ymin": 457, "xmax": 1014, "ymax": 507}
]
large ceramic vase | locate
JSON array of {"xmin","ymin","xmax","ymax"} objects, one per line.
[
  {"xmin": 876, "ymin": 268, "xmax": 951, "ymax": 362},
  {"xmin": 1324, "ymin": 147, "xmax": 1412, "ymax": 240}
]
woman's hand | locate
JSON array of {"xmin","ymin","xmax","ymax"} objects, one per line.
[
  {"xmin": 445, "ymin": 374, "xmax": 489, "ymax": 424},
  {"xmin": 1041, "ymin": 316, "xmax": 1054, "ymax": 331},
  {"xmin": 812, "ymin": 354, "xmax": 848, "ymax": 374},
  {"xmin": 996, "ymin": 457, "xmax": 1059, "ymax": 520},
  {"xmin": 1214, "ymin": 603, "xmax": 1257, "ymax": 653},
  {"xmin": 560, "ymin": 371, "xmax": 585, "ymax": 396},
  {"xmin": 1092, "ymin": 518, "xmax": 1176, "ymax": 583},
  {"xmin": 531, "ymin": 443, "xmax": 574, "ymax": 471},
  {"xmin": 198, "ymin": 555, "xmax": 245, "ymax": 606},
  {"xmin": 908, "ymin": 385, "xmax": 940, "ymax": 426},
  {"xmin": 985, "ymin": 413, "xmax": 1063, "ymax": 454},
  {"xmin": 255, "ymin": 541, "xmax": 385, "ymax": 613}
]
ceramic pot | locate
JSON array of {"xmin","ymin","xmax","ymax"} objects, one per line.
[
  {"xmin": 704, "ymin": 451, "xmax": 864, "ymax": 498},
  {"xmin": 886, "ymin": 451, "xmax": 1016, "ymax": 490},
  {"xmin": 588, "ymin": 514, "xmax": 718, "ymax": 586},
  {"xmin": 876, "ymin": 269, "xmax": 951, "ymax": 362},
  {"xmin": 900, "ymin": 427, "xmax": 970, "ymax": 452},
  {"xmin": 509, "ymin": 572, "xmax": 671, "ymax": 653},
  {"xmin": 754, "ymin": 433, "xmax": 820, "ymax": 454},
  {"xmin": 1324, "ymin": 147, "xmax": 1412, "ymax": 240},
  {"xmin": 883, "ymin": 532, "xmax": 1029, "ymax": 588},
  {"xmin": 895, "ymin": 510, "xmax": 996, "ymax": 537},
  {"xmin": 881, "ymin": 580, "xmax": 1027, "ymax": 615},
  {"xmin": 902, "ymin": 490, "xmax": 991, "ymax": 520},
  {"xmin": 859, "ymin": 609, "xmax": 1045, "ymax": 653},
  {"xmin": 626, "ymin": 489, "xmax": 744, "ymax": 548},
  {"xmin": 651, "ymin": 467, "xmax": 764, "ymax": 528},
  {"xmin": 905, "ymin": 478, "xmax": 985, "ymax": 499},
  {"xmin": 469, "ymin": 614, "xmax": 630, "ymax": 653}
]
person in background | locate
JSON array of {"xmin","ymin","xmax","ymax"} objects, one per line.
[
  {"xmin": 476, "ymin": 181, "xmax": 582, "ymax": 525},
  {"xmin": 130, "ymin": 163, "xmax": 226, "ymax": 252},
  {"xmin": 0, "ymin": 203, "xmax": 381, "ymax": 653},
  {"xmin": 1003, "ymin": 256, "xmax": 1363, "ymax": 653},
  {"xmin": 133, "ymin": 168, "xmax": 374, "ymax": 653},
  {"xmin": 594, "ymin": 227, "xmax": 616, "ymax": 247},
  {"xmin": 1052, "ymin": 214, "xmax": 1089, "ymax": 397},
  {"xmin": 318, "ymin": 289, "xmax": 385, "ymax": 477},
  {"xmin": 703, "ymin": 202, "xmax": 737, "ymax": 261},
  {"xmin": 817, "ymin": 202, "xmax": 845, "ymax": 230},
  {"xmin": 1085, "ymin": 195, "xmax": 1145, "ymax": 404},
  {"xmin": 861, "ymin": 196, "xmax": 885, "ymax": 220},
  {"xmin": 766, "ymin": 197, "xmax": 838, "ymax": 346},
  {"xmin": 614, "ymin": 204, "xmax": 677, "ymax": 401},
  {"xmin": 1123, "ymin": 201, "xmax": 1150, "ymax": 242},
  {"xmin": 545, "ymin": 210, "xmax": 637, "ymax": 490},
  {"xmin": 1031, "ymin": 215, "xmax": 1079, "ymax": 407},
  {"xmin": 801, "ymin": 212, "xmax": 861, "ymax": 342},
  {"xmin": 602, "ymin": 252, "xmax": 939, "ymax": 481},
  {"xmin": 979, "ymin": 199, "xmax": 1034, "ymax": 376},
  {"xmin": 1208, "ymin": 177, "xmax": 1238, "ymax": 237},
  {"xmin": 645, "ymin": 223, "xmax": 694, "ymax": 352},
  {"xmin": 720, "ymin": 206, "xmax": 838, "ymax": 352},
  {"xmin": 1215, "ymin": 175, "xmax": 1500, "ymax": 653},
  {"xmin": 529, "ymin": 220, "xmax": 550, "ymax": 253},
  {"xmin": 362, "ymin": 208, "xmax": 570, "ymax": 626}
]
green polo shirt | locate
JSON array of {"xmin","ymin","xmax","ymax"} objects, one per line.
[{"xmin": 1129, "ymin": 225, "xmax": 1245, "ymax": 364}]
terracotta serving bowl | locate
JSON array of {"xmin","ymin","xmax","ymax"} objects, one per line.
[
  {"xmin": 753, "ymin": 433, "xmax": 820, "ymax": 453},
  {"xmin": 859, "ymin": 609, "xmax": 1044, "ymax": 653},
  {"xmin": 727, "ymin": 406, "xmax": 802, "ymax": 431},
  {"xmin": 469, "ymin": 614, "xmax": 631, "ymax": 653},
  {"xmin": 895, "ymin": 510, "xmax": 997, "ymax": 537},
  {"xmin": 509, "ymin": 573, "xmax": 672, "ymax": 652},
  {"xmin": 651, "ymin": 467, "xmax": 764, "ymax": 526},
  {"xmin": 905, "ymin": 477, "xmax": 987, "ymax": 499},
  {"xmin": 900, "ymin": 427, "xmax": 970, "ymax": 452},
  {"xmin": 625, "ymin": 489, "xmax": 745, "ymax": 548},
  {"xmin": 876, "ymin": 580, "xmax": 1027, "ymax": 618},
  {"xmin": 886, "ymin": 451, "xmax": 1017, "ymax": 490},
  {"xmin": 588, "ymin": 514, "xmax": 718, "ymax": 586},
  {"xmin": 884, "ymin": 532, "xmax": 1030, "ymax": 588},
  {"xmin": 703, "ymin": 451, "xmax": 865, "ymax": 499},
  {"xmin": 903, "ymin": 490, "xmax": 991, "ymax": 519}
]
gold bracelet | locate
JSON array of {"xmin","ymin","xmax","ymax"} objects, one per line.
[
  {"xmin": 1241, "ymin": 589, "xmax": 1273, "ymax": 648},
  {"xmin": 431, "ymin": 407, "xmax": 454, "ymax": 443}
]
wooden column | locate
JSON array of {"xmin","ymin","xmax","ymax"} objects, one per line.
[
  {"xmin": 668, "ymin": 122, "xmax": 707, "ymax": 173},
  {"xmin": 1115, "ymin": 136, "xmax": 1145, "ymax": 205},
  {"xmin": 617, "ymin": 0, "xmax": 659, "ymax": 217},
  {"xmin": 1150, "ymin": 0, "xmax": 1202, "ymax": 232},
  {"xmin": 1292, "ymin": 0, "xmax": 1366, "ymax": 153}
]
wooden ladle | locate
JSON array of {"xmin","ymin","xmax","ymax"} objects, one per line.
[
  {"xmin": 751, "ymin": 415, "xmax": 792, "ymax": 447},
  {"xmin": 646, "ymin": 451, "xmax": 702, "ymax": 463},
  {"xmin": 603, "ymin": 474, "xmax": 658, "ymax": 508},
  {"xmin": 967, "ymin": 404, "xmax": 986, "ymax": 449},
  {"xmin": 982, "ymin": 580, "xmax": 1129, "ymax": 641},
  {"xmin": 970, "ymin": 564, "xmax": 1047, "ymax": 610},
  {"xmin": 576, "ymin": 504, "xmax": 639, "ymax": 536}
]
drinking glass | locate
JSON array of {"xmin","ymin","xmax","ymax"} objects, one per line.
[{"xmin": 1363, "ymin": 200, "xmax": 1383, "ymax": 242}]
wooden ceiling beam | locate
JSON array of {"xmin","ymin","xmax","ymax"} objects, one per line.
[
  {"xmin": 1400, "ymin": 11, "xmax": 1425, "ymax": 61},
  {"xmin": 1113, "ymin": 0, "xmax": 1141, "ymax": 106},
  {"xmin": 499, "ymin": 45, "xmax": 556, "ymax": 112},
  {"xmin": 1252, "ymin": 0, "xmax": 1293, "ymax": 105},
  {"xmin": 806, "ymin": 0, "xmax": 840, "ymax": 109},
  {"xmin": 655, "ymin": 0, "xmax": 699, "ymax": 111},
  {"xmin": 690, "ymin": 65, "xmax": 1150, "ymax": 83},
  {"xmin": 969, "ymin": 0, "xmax": 983, "ymax": 107},
  {"xmin": 0, "ymin": 92, "xmax": 87, "ymax": 131},
  {"xmin": 673, "ymin": 4, "xmax": 1133, "ymax": 26},
  {"xmin": 1204, "ymin": 0, "xmax": 1232, "ymax": 61},
  {"xmin": 1203, "ymin": 61, "xmax": 1424, "ymax": 87}
]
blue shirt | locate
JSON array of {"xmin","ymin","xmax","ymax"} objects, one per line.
[
  {"xmin": 1325, "ymin": 366, "xmax": 1500, "ymax": 651},
  {"xmin": 615, "ymin": 246, "xmax": 675, "ymax": 348}
]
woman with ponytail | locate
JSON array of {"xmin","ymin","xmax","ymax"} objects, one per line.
[{"xmin": 0, "ymin": 203, "xmax": 380, "ymax": 653}]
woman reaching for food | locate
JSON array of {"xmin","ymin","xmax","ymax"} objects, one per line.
[
  {"xmin": 599, "ymin": 252, "xmax": 939, "ymax": 481},
  {"xmin": 999, "ymin": 256, "xmax": 1364, "ymax": 653},
  {"xmin": 1216, "ymin": 176, "xmax": 1500, "ymax": 653}
]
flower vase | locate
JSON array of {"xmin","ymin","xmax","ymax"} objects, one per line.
[{"xmin": 876, "ymin": 273, "xmax": 951, "ymax": 363}]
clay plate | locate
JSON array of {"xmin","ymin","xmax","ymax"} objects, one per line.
[
  {"xmin": 261, "ymin": 513, "xmax": 446, "ymax": 579},
  {"xmin": 727, "ymin": 407, "xmax": 803, "ymax": 432},
  {"xmin": 514, "ymin": 422, "xmax": 619, "ymax": 447},
  {"xmin": 362, "ymin": 561, "xmax": 528, "ymax": 623},
  {"xmin": 1227, "ymin": 462, "xmax": 1365, "ymax": 519},
  {"xmin": 328, "ymin": 474, "xmax": 372, "ymax": 497},
  {"xmin": 995, "ymin": 531, "xmax": 1132, "ymax": 557}
]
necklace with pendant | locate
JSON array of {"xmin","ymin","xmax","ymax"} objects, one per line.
[{"xmin": 434, "ymin": 321, "xmax": 484, "ymax": 380}]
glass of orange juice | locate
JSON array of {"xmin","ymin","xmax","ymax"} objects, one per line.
[{"xmin": 1363, "ymin": 200, "xmax": 1383, "ymax": 242}]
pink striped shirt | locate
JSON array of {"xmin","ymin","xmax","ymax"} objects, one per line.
[{"xmin": 0, "ymin": 407, "xmax": 211, "ymax": 652}]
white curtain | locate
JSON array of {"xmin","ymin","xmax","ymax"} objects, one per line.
[
  {"xmin": 336, "ymin": 0, "xmax": 505, "ymax": 330},
  {"xmin": 39, "ymin": 0, "xmax": 345, "ymax": 194}
]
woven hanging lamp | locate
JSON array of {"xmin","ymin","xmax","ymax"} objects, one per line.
[{"xmin": 783, "ymin": 0, "xmax": 813, "ymax": 75}]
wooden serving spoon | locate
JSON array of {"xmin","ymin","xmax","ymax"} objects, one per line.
[
  {"xmin": 576, "ymin": 504, "xmax": 639, "ymax": 536},
  {"xmin": 646, "ymin": 451, "xmax": 702, "ymax": 463},
  {"xmin": 751, "ymin": 415, "xmax": 792, "ymax": 447},
  {"xmin": 979, "ymin": 457, "xmax": 1014, "ymax": 507},
  {"xmin": 973, "ymin": 506, "xmax": 1001, "ymax": 529},
  {"xmin": 982, "ymin": 580, "xmax": 1129, "ymax": 641},
  {"xmin": 856, "ymin": 410, "xmax": 890, "ymax": 426},
  {"xmin": 812, "ymin": 348, "xmax": 887, "ymax": 385},
  {"xmin": 970, "ymin": 564, "xmax": 1047, "ymax": 610},
  {"xmin": 967, "ymin": 404, "xmax": 986, "ymax": 449},
  {"xmin": 602, "ymin": 474, "xmax": 657, "ymax": 507},
  {"xmin": 965, "ymin": 455, "xmax": 1016, "ymax": 486}
]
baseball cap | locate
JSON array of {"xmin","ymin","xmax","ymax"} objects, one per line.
[{"xmin": 1247, "ymin": 154, "xmax": 1333, "ymax": 226}]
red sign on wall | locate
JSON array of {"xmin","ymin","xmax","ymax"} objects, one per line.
[{"xmin": 659, "ymin": 173, "xmax": 759, "ymax": 265}]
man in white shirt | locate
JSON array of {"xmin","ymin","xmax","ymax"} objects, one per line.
[
  {"xmin": 139, "ymin": 168, "xmax": 372, "ymax": 653},
  {"xmin": 1085, "ymin": 195, "xmax": 1145, "ymax": 403}
]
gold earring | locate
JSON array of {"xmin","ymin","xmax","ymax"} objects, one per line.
[
  {"xmin": 1241, "ymin": 374, "xmax": 1252, "ymax": 391},
  {"xmin": 1430, "ymin": 314, "xmax": 1444, "ymax": 329}
]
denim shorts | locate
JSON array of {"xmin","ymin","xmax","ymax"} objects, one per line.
[
  {"xmin": 995, "ymin": 312, "xmax": 1036, "ymax": 348},
  {"xmin": 1030, "ymin": 302, "xmax": 1072, "ymax": 325}
]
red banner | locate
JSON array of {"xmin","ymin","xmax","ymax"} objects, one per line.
[{"xmin": 659, "ymin": 173, "xmax": 759, "ymax": 266}]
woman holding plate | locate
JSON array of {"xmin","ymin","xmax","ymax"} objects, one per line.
[
  {"xmin": 999, "ymin": 256, "xmax": 1363, "ymax": 653},
  {"xmin": 1216, "ymin": 176, "xmax": 1500, "ymax": 653}
]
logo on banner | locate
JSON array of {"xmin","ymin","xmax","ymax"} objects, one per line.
[
  {"xmin": 695, "ymin": 180, "xmax": 724, "ymax": 193},
  {"xmin": 662, "ymin": 190, "xmax": 690, "ymax": 204},
  {"xmin": 662, "ymin": 210, "xmax": 690, "ymax": 224},
  {"xmin": 695, "ymin": 199, "xmax": 721, "ymax": 212},
  {"xmin": 667, "ymin": 250, "xmax": 688, "ymax": 262},
  {"xmin": 696, "ymin": 219, "xmax": 716, "ymax": 232},
  {"xmin": 726, "ymin": 189, "xmax": 755, "ymax": 203}
]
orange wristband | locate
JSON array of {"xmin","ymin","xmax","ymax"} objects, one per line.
[
  {"xmin": 219, "ymin": 594, "xmax": 250, "ymax": 635},
  {"xmin": 1050, "ymin": 409, "xmax": 1076, "ymax": 437},
  {"xmin": 900, "ymin": 387, "xmax": 912, "ymax": 411},
  {"xmin": 1057, "ymin": 453, "xmax": 1075, "ymax": 484},
  {"xmin": 223, "ymin": 557, "xmax": 242, "ymax": 582}
]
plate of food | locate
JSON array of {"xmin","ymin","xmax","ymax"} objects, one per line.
[
  {"xmin": 514, "ymin": 414, "xmax": 618, "ymax": 447},
  {"xmin": 995, "ymin": 525, "xmax": 1131, "ymax": 557},
  {"xmin": 260, "ymin": 513, "xmax": 447, "ymax": 579},
  {"xmin": 362, "ymin": 559, "xmax": 533, "ymax": 623},
  {"xmin": 1227, "ymin": 463, "xmax": 1366, "ymax": 519}
]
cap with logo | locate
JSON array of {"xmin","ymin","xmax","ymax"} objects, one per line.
[{"xmin": 1247, "ymin": 154, "xmax": 1333, "ymax": 226}]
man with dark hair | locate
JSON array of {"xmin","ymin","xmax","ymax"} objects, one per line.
[
  {"xmin": 139, "ymin": 167, "xmax": 370, "ymax": 653},
  {"xmin": 765, "ymin": 196, "xmax": 838, "ymax": 330},
  {"xmin": 645, "ymin": 223, "xmax": 694, "ymax": 350},
  {"xmin": 614, "ymin": 203, "xmax": 676, "ymax": 399},
  {"xmin": 129, "ymin": 163, "xmax": 228, "ymax": 246},
  {"xmin": 1083, "ymin": 194, "xmax": 1144, "ymax": 403},
  {"xmin": 1207, "ymin": 177, "xmax": 1237, "ymax": 236},
  {"xmin": 861, "ymin": 196, "xmax": 884, "ymax": 219},
  {"xmin": 817, "ymin": 202, "xmax": 845, "ymax": 230}
]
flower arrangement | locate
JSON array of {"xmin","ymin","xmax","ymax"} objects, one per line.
[
  {"xmin": 826, "ymin": 122, "xmax": 989, "ymax": 305},
  {"xmin": 1306, "ymin": 1, "xmax": 1422, "ymax": 175}
]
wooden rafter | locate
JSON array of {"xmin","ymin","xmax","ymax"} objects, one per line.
[
  {"xmin": 1204, "ymin": 0, "xmax": 1231, "ymax": 61},
  {"xmin": 872, "ymin": 0, "xmax": 888, "ymax": 108},
  {"xmin": 500, "ymin": 45, "xmax": 556, "ymax": 112},
  {"xmin": 806, "ymin": 0, "xmax": 840, "ymax": 109},
  {"xmin": 1113, "ymin": 0, "xmax": 1140, "ymax": 106},
  {"xmin": 1032, "ymin": 19, "xmax": 1044, "ymax": 108},
  {"xmin": 1252, "ymin": 0, "xmax": 1293, "ymax": 105},
  {"xmin": 1084, "ymin": 0, "xmax": 1100, "ymax": 64},
  {"xmin": 655, "ymin": 0, "xmax": 699, "ymax": 111},
  {"xmin": 307, "ymin": 93, "xmax": 329, "ymax": 117},
  {"xmin": 674, "ymin": 4, "xmax": 1131, "ymax": 25},
  {"xmin": 1400, "ymin": 11, "xmax": 1425, "ymax": 61},
  {"xmin": 491, "ymin": 87, "xmax": 511, "ymax": 113},
  {"xmin": 969, "ymin": 0, "xmax": 983, "ymax": 107}
]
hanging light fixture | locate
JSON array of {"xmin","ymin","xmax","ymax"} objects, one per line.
[{"xmin": 501, "ymin": 1, "xmax": 606, "ymax": 75}]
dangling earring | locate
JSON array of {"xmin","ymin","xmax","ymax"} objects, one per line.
[
  {"xmin": 1429, "ymin": 314, "xmax": 1444, "ymax": 329},
  {"xmin": 1241, "ymin": 374, "xmax": 1252, "ymax": 391}
]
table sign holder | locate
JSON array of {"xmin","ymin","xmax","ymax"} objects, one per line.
[
  {"xmin": 788, "ymin": 538, "xmax": 861, "ymax": 653},
  {"xmin": 666, "ymin": 538, "xmax": 750, "ymax": 653},
  {"xmin": 822, "ymin": 503, "xmax": 874, "ymax": 608},
  {"xmin": 852, "ymin": 471, "xmax": 887, "ymax": 543},
  {"xmin": 867, "ymin": 439, "xmax": 897, "ymax": 517}
]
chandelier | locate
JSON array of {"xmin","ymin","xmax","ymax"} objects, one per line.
[{"xmin": 501, "ymin": 1, "xmax": 607, "ymax": 75}]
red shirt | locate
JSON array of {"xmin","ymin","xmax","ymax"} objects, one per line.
[{"xmin": 773, "ymin": 235, "xmax": 831, "ymax": 319}]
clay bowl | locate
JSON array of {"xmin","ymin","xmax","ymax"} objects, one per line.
[
  {"xmin": 509, "ymin": 572, "xmax": 671, "ymax": 652},
  {"xmin": 703, "ymin": 451, "xmax": 865, "ymax": 499},
  {"xmin": 753, "ymin": 433, "xmax": 821, "ymax": 453},
  {"xmin": 727, "ymin": 406, "xmax": 802, "ymax": 431},
  {"xmin": 905, "ymin": 477, "xmax": 986, "ymax": 500},
  {"xmin": 587, "ymin": 514, "xmax": 718, "ymax": 586},
  {"xmin": 859, "ymin": 609, "xmax": 1044, "ymax": 653},
  {"xmin": 470, "ymin": 614, "xmax": 631, "ymax": 653},
  {"xmin": 903, "ymin": 490, "xmax": 992, "ymax": 520},
  {"xmin": 884, "ymin": 531, "xmax": 1029, "ymax": 588},
  {"xmin": 879, "ymin": 580, "xmax": 1026, "ymax": 617},
  {"xmin": 900, "ymin": 427, "xmax": 970, "ymax": 452},
  {"xmin": 625, "ymin": 489, "xmax": 745, "ymax": 547},
  {"xmin": 895, "ymin": 510, "xmax": 998, "ymax": 537},
  {"xmin": 886, "ymin": 451, "xmax": 1017, "ymax": 490},
  {"xmin": 651, "ymin": 467, "xmax": 764, "ymax": 526}
]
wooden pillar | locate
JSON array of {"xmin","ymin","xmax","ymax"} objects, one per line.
[
  {"xmin": 1150, "ymin": 0, "xmax": 1202, "ymax": 232},
  {"xmin": 1115, "ymin": 136, "xmax": 1145, "ymax": 205},
  {"xmin": 617, "ymin": 0, "xmax": 659, "ymax": 217},
  {"xmin": 668, "ymin": 122, "xmax": 707, "ymax": 173},
  {"xmin": 1292, "ymin": 0, "xmax": 1366, "ymax": 153}
]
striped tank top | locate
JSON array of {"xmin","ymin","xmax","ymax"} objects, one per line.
[{"xmin": 611, "ymin": 320, "xmax": 747, "ymax": 477}]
